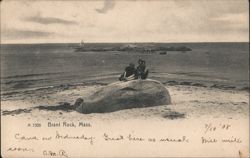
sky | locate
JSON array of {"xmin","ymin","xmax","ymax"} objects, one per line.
[{"xmin": 1, "ymin": 0, "xmax": 249, "ymax": 43}]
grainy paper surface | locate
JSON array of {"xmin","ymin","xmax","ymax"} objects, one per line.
[{"xmin": 1, "ymin": 0, "xmax": 249, "ymax": 157}]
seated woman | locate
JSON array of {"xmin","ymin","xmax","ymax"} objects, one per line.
[
  {"xmin": 136, "ymin": 59, "xmax": 149, "ymax": 79},
  {"xmin": 119, "ymin": 63, "xmax": 136, "ymax": 81}
]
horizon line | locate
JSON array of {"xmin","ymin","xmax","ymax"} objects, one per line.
[{"xmin": 1, "ymin": 41, "xmax": 249, "ymax": 45}]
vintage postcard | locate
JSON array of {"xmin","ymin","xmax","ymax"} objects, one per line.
[{"xmin": 1, "ymin": 0, "xmax": 249, "ymax": 157}]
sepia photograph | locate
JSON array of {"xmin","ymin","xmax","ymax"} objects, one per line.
[{"xmin": 1, "ymin": 0, "xmax": 249, "ymax": 157}]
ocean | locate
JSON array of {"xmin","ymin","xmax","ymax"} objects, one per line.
[{"xmin": 1, "ymin": 42, "xmax": 249, "ymax": 95}]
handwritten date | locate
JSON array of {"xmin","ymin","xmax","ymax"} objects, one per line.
[{"xmin": 204, "ymin": 123, "xmax": 231, "ymax": 133}]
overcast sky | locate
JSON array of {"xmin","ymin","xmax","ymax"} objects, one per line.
[{"xmin": 1, "ymin": 0, "xmax": 249, "ymax": 43}]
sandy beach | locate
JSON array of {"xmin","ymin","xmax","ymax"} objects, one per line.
[{"xmin": 1, "ymin": 83, "xmax": 249, "ymax": 121}]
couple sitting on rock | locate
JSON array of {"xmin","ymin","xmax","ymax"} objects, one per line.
[{"xmin": 119, "ymin": 59, "xmax": 149, "ymax": 81}]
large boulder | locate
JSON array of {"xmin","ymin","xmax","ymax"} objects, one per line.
[{"xmin": 75, "ymin": 79, "xmax": 171, "ymax": 114}]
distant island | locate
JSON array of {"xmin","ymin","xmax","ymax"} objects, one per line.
[{"xmin": 74, "ymin": 43, "xmax": 192, "ymax": 53}]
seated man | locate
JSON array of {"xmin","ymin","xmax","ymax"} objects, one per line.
[
  {"xmin": 136, "ymin": 59, "xmax": 149, "ymax": 79},
  {"xmin": 119, "ymin": 63, "xmax": 136, "ymax": 81}
]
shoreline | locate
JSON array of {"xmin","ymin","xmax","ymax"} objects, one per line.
[{"xmin": 1, "ymin": 77, "xmax": 249, "ymax": 102}]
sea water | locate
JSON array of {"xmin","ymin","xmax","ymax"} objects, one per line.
[{"xmin": 1, "ymin": 42, "xmax": 249, "ymax": 95}]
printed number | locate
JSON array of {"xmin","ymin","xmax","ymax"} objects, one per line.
[{"xmin": 32, "ymin": 123, "xmax": 41, "ymax": 127}]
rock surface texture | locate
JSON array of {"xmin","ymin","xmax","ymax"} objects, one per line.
[{"xmin": 75, "ymin": 79, "xmax": 171, "ymax": 114}]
